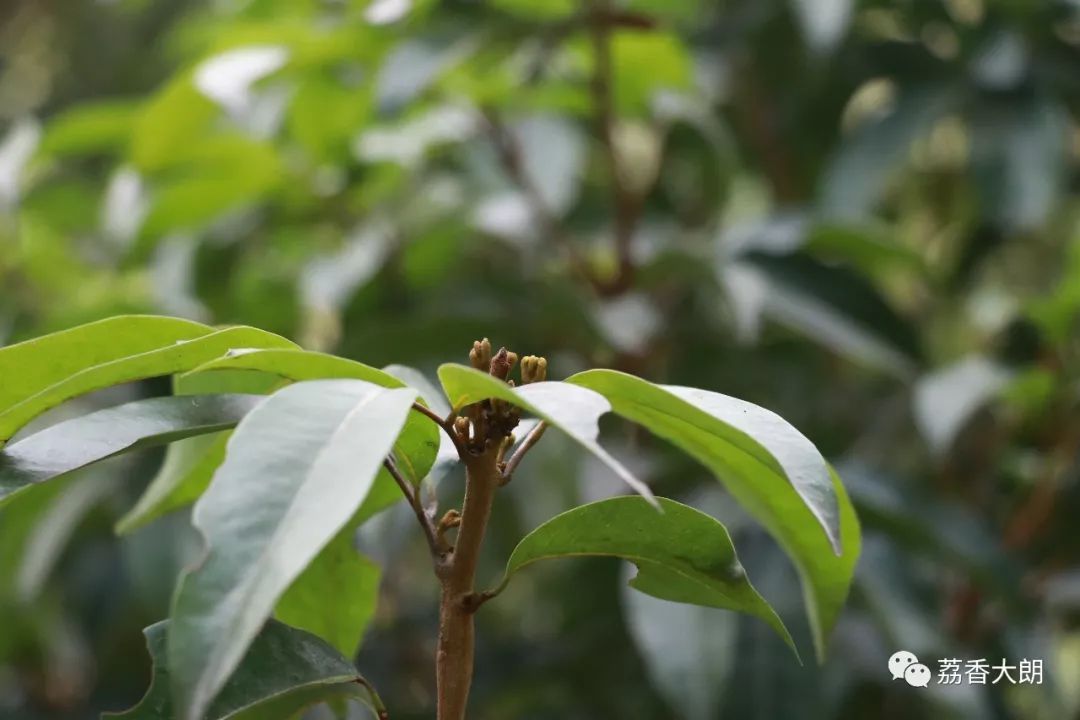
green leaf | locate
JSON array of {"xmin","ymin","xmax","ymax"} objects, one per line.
[
  {"xmin": 184, "ymin": 348, "xmax": 407, "ymax": 391},
  {"xmin": 610, "ymin": 31, "xmax": 691, "ymax": 115},
  {"xmin": 489, "ymin": 0, "xmax": 575, "ymax": 19},
  {"xmin": 565, "ymin": 369, "xmax": 860, "ymax": 661},
  {"xmin": 436, "ymin": 365, "xmax": 655, "ymax": 503},
  {"xmin": 820, "ymin": 85, "xmax": 953, "ymax": 219},
  {"xmin": 116, "ymin": 433, "xmax": 229, "ymax": 535},
  {"xmin": 141, "ymin": 136, "xmax": 283, "ymax": 237},
  {"xmin": 0, "ymin": 394, "xmax": 262, "ymax": 507},
  {"xmin": 118, "ymin": 350, "xmax": 441, "ymax": 534},
  {"xmin": 185, "ymin": 349, "xmax": 440, "ymax": 485},
  {"xmin": 168, "ymin": 380, "xmax": 416, "ymax": 720},
  {"xmin": 622, "ymin": 563, "xmax": 738, "ymax": 720},
  {"xmin": 38, "ymin": 99, "xmax": 139, "ymax": 158},
  {"xmin": 0, "ymin": 322, "xmax": 295, "ymax": 444},
  {"xmin": 276, "ymin": 527, "xmax": 381, "ymax": 657},
  {"xmin": 728, "ymin": 251, "xmax": 921, "ymax": 375},
  {"xmin": 0, "ymin": 315, "xmax": 211, "ymax": 415},
  {"xmin": 131, "ymin": 75, "xmax": 217, "ymax": 173},
  {"xmin": 504, "ymin": 496, "xmax": 796, "ymax": 657},
  {"xmin": 108, "ymin": 619, "xmax": 386, "ymax": 720},
  {"xmin": 116, "ymin": 369, "xmax": 285, "ymax": 535}
]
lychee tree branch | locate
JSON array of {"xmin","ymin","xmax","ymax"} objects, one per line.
[{"xmin": 401, "ymin": 339, "xmax": 549, "ymax": 720}]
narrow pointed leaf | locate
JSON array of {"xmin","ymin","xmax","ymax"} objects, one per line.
[
  {"xmin": 168, "ymin": 380, "xmax": 416, "ymax": 720},
  {"xmin": 0, "ymin": 394, "xmax": 261, "ymax": 507},
  {"xmin": 0, "ymin": 315, "xmax": 211, "ymax": 414},
  {"xmin": 0, "ymin": 325, "xmax": 295, "ymax": 443},
  {"xmin": 107, "ymin": 620, "xmax": 386, "ymax": 720},
  {"xmin": 437, "ymin": 365, "xmax": 655, "ymax": 504},
  {"xmin": 115, "ymin": 371, "xmax": 284, "ymax": 535},
  {"xmin": 116, "ymin": 433, "xmax": 229, "ymax": 535},
  {"xmin": 504, "ymin": 496, "xmax": 796, "ymax": 657},
  {"xmin": 183, "ymin": 349, "xmax": 440, "ymax": 484},
  {"xmin": 566, "ymin": 369, "xmax": 860, "ymax": 661},
  {"xmin": 118, "ymin": 349, "xmax": 441, "ymax": 534}
]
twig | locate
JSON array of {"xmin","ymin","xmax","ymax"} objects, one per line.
[
  {"xmin": 481, "ymin": 109, "xmax": 604, "ymax": 293},
  {"xmin": 436, "ymin": 448, "xmax": 502, "ymax": 719},
  {"xmin": 412, "ymin": 402, "xmax": 467, "ymax": 458},
  {"xmin": 500, "ymin": 422, "xmax": 548, "ymax": 484},
  {"xmin": 355, "ymin": 675, "xmax": 390, "ymax": 719},
  {"xmin": 384, "ymin": 457, "xmax": 447, "ymax": 561},
  {"xmin": 588, "ymin": 0, "xmax": 642, "ymax": 295}
]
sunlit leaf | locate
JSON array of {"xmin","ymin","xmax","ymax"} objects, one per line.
[
  {"xmin": 0, "ymin": 315, "xmax": 210, "ymax": 415},
  {"xmin": 0, "ymin": 323, "xmax": 294, "ymax": 443}
]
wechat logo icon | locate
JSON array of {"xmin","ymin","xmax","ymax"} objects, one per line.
[{"xmin": 889, "ymin": 650, "xmax": 930, "ymax": 687}]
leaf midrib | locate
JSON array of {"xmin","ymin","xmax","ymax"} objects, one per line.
[{"xmin": 194, "ymin": 388, "xmax": 393, "ymax": 705}]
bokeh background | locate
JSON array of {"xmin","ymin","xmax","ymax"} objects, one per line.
[{"xmin": 2, "ymin": 0, "xmax": 1080, "ymax": 718}]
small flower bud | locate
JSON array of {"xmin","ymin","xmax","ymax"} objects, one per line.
[
  {"xmin": 490, "ymin": 347, "xmax": 513, "ymax": 380},
  {"xmin": 454, "ymin": 416, "xmax": 471, "ymax": 439},
  {"xmin": 520, "ymin": 355, "xmax": 548, "ymax": 384},
  {"xmin": 469, "ymin": 338, "xmax": 492, "ymax": 371}
]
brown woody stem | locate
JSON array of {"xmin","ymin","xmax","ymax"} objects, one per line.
[{"xmin": 436, "ymin": 446, "xmax": 501, "ymax": 720}]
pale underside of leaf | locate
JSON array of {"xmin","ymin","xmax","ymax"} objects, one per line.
[
  {"xmin": 168, "ymin": 380, "xmax": 416, "ymax": 720},
  {"xmin": 0, "ymin": 394, "xmax": 261, "ymax": 507},
  {"xmin": 566, "ymin": 369, "xmax": 860, "ymax": 661},
  {"xmin": 436, "ymin": 364, "xmax": 656, "ymax": 505}
]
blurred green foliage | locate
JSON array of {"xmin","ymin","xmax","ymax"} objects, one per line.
[{"xmin": 1, "ymin": 0, "xmax": 1080, "ymax": 718}]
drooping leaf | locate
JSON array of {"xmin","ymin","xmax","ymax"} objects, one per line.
[
  {"xmin": 621, "ymin": 556, "xmax": 738, "ymax": 720},
  {"xmin": 0, "ymin": 394, "xmax": 262, "ymax": 507},
  {"xmin": 0, "ymin": 324, "xmax": 295, "ymax": 443},
  {"xmin": 168, "ymin": 380, "xmax": 416, "ymax": 720},
  {"xmin": 276, "ymin": 527, "xmax": 382, "ymax": 657},
  {"xmin": 0, "ymin": 315, "xmax": 210, "ymax": 415},
  {"xmin": 566, "ymin": 369, "xmax": 860, "ymax": 661},
  {"xmin": 108, "ymin": 619, "xmax": 386, "ymax": 720},
  {"xmin": 437, "ymin": 365, "xmax": 655, "ymax": 503},
  {"xmin": 37, "ymin": 99, "xmax": 139, "ymax": 158},
  {"xmin": 723, "ymin": 251, "xmax": 921, "ymax": 376},
  {"xmin": 503, "ymin": 496, "xmax": 796, "ymax": 656}
]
